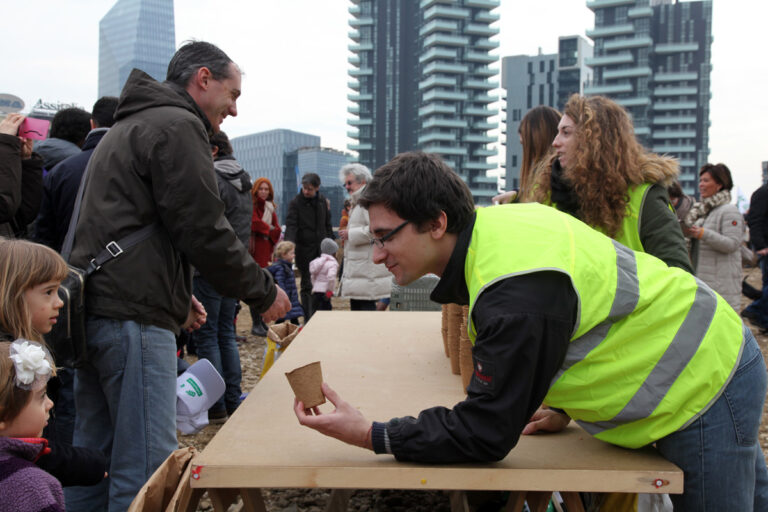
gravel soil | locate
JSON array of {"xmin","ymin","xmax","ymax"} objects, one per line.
[{"xmin": 179, "ymin": 268, "xmax": 768, "ymax": 511}]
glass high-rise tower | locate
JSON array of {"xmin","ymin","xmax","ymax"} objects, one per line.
[
  {"xmin": 347, "ymin": 0, "xmax": 501, "ymax": 205},
  {"xmin": 99, "ymin": 0, "xmax": 176, "ymax": 98}
]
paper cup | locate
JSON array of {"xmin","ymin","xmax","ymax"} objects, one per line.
[{"xmin": 285, "ymin": 361, "xmax": 326, "ymax": 408}]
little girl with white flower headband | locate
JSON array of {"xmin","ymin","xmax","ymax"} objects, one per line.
[
  {"xmin": 0, "ymin": 238, "xmax": 106, "ymax": 501},
  {"xmin": 0, "ymin": 238, "xmax": 68, "ymax": 510},
  {"xmin": 0, "ymin": 339, "xmax": 64, "ymax": 511}
]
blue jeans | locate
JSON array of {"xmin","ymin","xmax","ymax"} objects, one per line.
[
  {"xmin": 655, "ymin": 327, "xmax": 768, "ymax": 511},
  {"xmin": 192, "ymin": 277, "xmax": 242, "ymax": 414},
  {"xmin": 744, "ymin": 257, "xmax": 768, "ymax": 327},
  {"xmin": 65, "ymin": 317, "xmax": 177, "ymax": 512}
]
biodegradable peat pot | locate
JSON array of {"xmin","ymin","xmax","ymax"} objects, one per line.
[
  {"xmin": 459, "ymin": 334, "xmax": 474, "ymax": 392},
  {"xmin": 447, "ymin": 304, "xmax": 462, "ymax": 375},
  {"xmin": 285, "ymin": 361, "xmax": 326, "ymax": 408},
  {"xmin": 441, "ymin": 305, "xmax": 449, "ymax": 357},
  {"xmin": 268, "ymin": 322, "xmax": 300, "ymax": 349}
]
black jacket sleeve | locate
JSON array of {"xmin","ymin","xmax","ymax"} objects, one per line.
[
  {"xmin": 639, "ymin": 184, "xmax": 694, "ymax": 273},
  {"xmin": 285, "ymin": 197, "xmax": 298, "ymax": 243},
  {"xmin": 0, "ymin": 134, "xmax": 22, "ymax": 224},
  {"xmin": 14, "ymin": 152, "xmax": 43, "ymax": 230},
  {"xmin": 378, "ymin": 271, "xmax": 576, "ymax": 463},
  {"xmin": 323, "ymin": 196, "xmax": 333, "ymax": 239},
  {"xmin": 34, "ymin": 171, "xmax": 57, "ymax": 248},
  {"xmin": 148, "ymin": 118, "xmax": 275, "ymax": 311},
  {"xmin": 37, "ymin": 443, "xmax": 107, "ymax": 487},
  {"xmin": 748, "ymin": 187, "xmax": 768, "ymax": 251}
]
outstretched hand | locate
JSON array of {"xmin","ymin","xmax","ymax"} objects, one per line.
[
  {"xmin": 294, "ymin": 382, "xmax": 373, "ymax": 450},
  {"xmin": 262, "ymin": 286, "xmax": 291, "ymax": 323},
  {"xmin": 521, "ymin": 407, "xmax": 571, "ymax": 435}
]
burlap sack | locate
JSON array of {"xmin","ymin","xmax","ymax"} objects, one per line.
[{"xmin": 127, "ymin": 446, "xmax": 197, "ymax": 512}]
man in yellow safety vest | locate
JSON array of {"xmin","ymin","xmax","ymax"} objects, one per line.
[{"xmin": 295, "ymin": 151, "xmax": 768, "ymax": 511}]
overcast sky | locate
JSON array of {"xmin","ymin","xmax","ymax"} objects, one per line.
[{"xmin": 4, "ymin": 1, "xmax": 765, "ymax": 196}]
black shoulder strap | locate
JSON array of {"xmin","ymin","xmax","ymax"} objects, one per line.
[{"xmin": 60, "ymin": 158, "xmax": 160, "ymax": 274}]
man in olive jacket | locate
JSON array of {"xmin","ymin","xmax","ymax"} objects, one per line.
[{"xmin": 67, "ymin": 42, "xmax": 290, "ymax": 510}]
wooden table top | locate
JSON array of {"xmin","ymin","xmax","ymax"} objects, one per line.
[{"xmin": 192, "ymin": 311, "xmax": 682, "ymax": 494}]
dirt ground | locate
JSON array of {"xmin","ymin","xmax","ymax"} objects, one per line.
[{"xmin": 178, "ymin": 267, "xmax": 768, "ymax": 511}]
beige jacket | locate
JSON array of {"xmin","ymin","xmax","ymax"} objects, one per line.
[{"xmin": 339, "ymin": 186, "xmax": 391, "ymax": 300}]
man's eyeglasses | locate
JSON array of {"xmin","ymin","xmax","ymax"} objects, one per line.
[
  {"xmin": 368, "ymin": 221, "xmax": 409, "ymax": 248},
  {"xmin": 344, "ymin": 180, "xmax": 355, "ymax": 187}
]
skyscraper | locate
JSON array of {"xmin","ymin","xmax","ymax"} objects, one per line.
[
  {"xmin": 500, "ymin": 37, "xmax": 592, "ymax": 190},
  {"xmin": 347, "ymin": 0, "xmax": 501, "ymax": 205},
  {"xmin": 99, "ymin": 0, "xmax": 176, "ymax": 98},
  {"xmin": 586, "ymin": 0, "xmax": 712, "ymax": 195}
]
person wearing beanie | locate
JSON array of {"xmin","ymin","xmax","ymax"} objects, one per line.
[{"xmin": 309, "ymin": 238, "xmax": 339, "ymax": 313}]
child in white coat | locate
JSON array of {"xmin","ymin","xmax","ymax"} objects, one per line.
[{"xmin": 309, "ymin": 238, "xmax": 339, "ymax": 313}]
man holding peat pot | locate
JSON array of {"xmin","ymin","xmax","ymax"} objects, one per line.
[{"xmin": 295, "ymin": 151, "xmax": 768, "ymax": 511}]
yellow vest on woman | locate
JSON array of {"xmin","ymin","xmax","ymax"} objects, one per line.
[{"xmin": 465, "ymin": 204, "xmax": 744, "ymax": 448}]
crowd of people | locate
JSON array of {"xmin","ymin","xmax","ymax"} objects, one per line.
[{"xmin": 0, "ymin": 37, "xmax": 766, "ymax": 512}]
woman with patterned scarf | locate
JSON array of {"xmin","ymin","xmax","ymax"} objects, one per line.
[{"xmin": 684, "ymin": 163, "xmax": 744, "ymax": 310}]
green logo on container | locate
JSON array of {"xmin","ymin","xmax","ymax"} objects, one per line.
[{"xmin": 184, "ymin": 378, "xmax": 203, "ymax": 397}]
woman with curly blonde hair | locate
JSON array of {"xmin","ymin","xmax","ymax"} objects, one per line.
[{"xmin": 532, "ymin": 94, "xmax": 692, "ymax": 272}]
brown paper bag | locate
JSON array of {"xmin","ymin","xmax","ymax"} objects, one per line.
[
  {"xmin": 127, "ymin": 446, "xmax": 196, "ymax": 512},
  {"xmin": 267, "ymin": 321, "xmax": 300, "ymax": 349}
]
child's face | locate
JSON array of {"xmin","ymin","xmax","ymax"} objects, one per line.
[
  {"xmin": 24, "ymin": 280, "xmax": 63, "ymax": 334},
  {"xmin": 0, "ymin": 385, "xmax": 53, "ymax": 438},
  {"xmin": 283, "ymin": 249, "xmax": 295, "ymax": 263}
]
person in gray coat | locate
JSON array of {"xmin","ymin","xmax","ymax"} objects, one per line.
[{"xmin": 684, "ymin": 163, "xmax": 744, "ymax": 311}]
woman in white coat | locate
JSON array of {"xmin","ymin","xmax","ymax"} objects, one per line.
[
  {"xmin": 684, "ymin": 163, "xmax": 745, "ymax": 311},
  {"xmin": 338, "ymin": 163, "xmax": 391, "ymax": 310}
]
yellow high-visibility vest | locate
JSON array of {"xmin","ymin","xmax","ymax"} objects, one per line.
[{"xmin": 465, "ymin": 203, "xmax": 744, "ymax": 448}]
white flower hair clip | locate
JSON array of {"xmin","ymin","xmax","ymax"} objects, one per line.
[{"xmin": 9, "ymin": 339, "xmax": 53, "ymax": 390}]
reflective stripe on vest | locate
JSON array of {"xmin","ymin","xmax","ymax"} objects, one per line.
[
  {"xmin": 555, "ymin": 241, "xmax": 721, "ymax": 436},
  {"xmin": 465, "ymin": 204, "xmax": 743, "ymax": 448}
]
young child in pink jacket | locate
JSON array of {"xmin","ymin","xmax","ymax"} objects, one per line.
[{"xmin": 309, "ymin": 238, "xmax": 339, "ymax": 313}]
